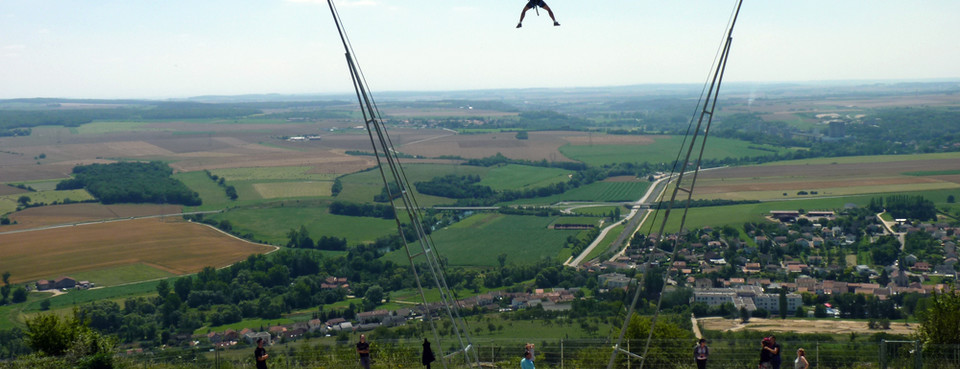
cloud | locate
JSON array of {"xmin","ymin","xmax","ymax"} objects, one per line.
[{"xmin": 4, "ymin": 45, "xmax": 27, "ymax": 51}]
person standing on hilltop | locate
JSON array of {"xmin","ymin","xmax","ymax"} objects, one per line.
[
  {"xmin": 357, "ymin": 334, "xmax": 371, "ymax": 369},
  {"xmin": 694, "ymin": 339, "xmax": 709, "ymax": 369},
  {"xmin": 254, "ymin": 338, "xmax": 269, "ymax": 369}
]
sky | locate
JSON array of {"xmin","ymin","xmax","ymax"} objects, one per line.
[{"xmin": 1, "ymin": 0, "xmax": 958, "ymax": 99}]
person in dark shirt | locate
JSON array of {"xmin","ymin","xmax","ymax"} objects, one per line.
[
  {"xmin": 254, "ymin": 338, "xmax": 269, "ymax": 369},
  {"xmin": 422, "ymin": 338, "xmax": 436, "ymax": 369},
  {"xmin": 357, "ymin": 334, "xmax": 371, "ymax": 369},
  {"xmin": 766, "ymin": 336, "xmax": 782, "ymax": 369},
  {"xmin": 516, "ymin": 0, "xmax": 559, "ymax": 28}
]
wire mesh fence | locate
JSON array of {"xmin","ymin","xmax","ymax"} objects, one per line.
[{"xmin": 91, "ymin": 338, "xmax": 960, "ymax": 369}]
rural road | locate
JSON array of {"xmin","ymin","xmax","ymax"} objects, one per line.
[{"xmin": 564, "ymin": 173, "xmax": 675, "ymax": 267}]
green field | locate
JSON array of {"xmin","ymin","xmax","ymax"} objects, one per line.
[
  {"xmin": 0, "ymin": 189, "xmax": 95, "ymax": 215},
  {"xmin": 252, "ymin": 181, "xmax": 333, "ymax": 199},
  {"xmin": 511, "ymin": 181, "xmax": 650, "ymax": 205},
  {"xmin": 336, "ymin": 163, "xmax": 487, "ymax": 206},
  {"xmin": 174, "ymin": 171, "xmax": 233, "ymax": 210},
  {"xmin": 570, "ymin": 206, "xmax": 621, "ymax": 216},
  {"xmin": 643, "ymin": 195, "xmax": 884, "ymax": 234},
  {"xmin": 904, "ymin": 169, "xmax": 960, "ymax": 176},
  {"xmin": 210, "ymin": 166, "xmax": 338, "ymax": 182},
  {"xmin": 60, "ymin": 263, "xmax": 176, "ymax": 287},
  {"xmin": 73, "ymin": 121, "xmax": 154, "ymax": 134},
  {"xmin": 6, "ymin": 179, "xmax": 66, "ymax": 191},
  {"xmin": 207, "ymin": 204, "xmax": 397, "ymax": 245},
  {"xmin": 382, "ymin": 213, "xmax": 581, "ymax": 266},
  {"xmin": 550, "ymin": 216, "xmax": 603, "ymax": 226},
  {"xmin": 559, "ymin": 136, "xmax": 790, "ymax": 167},
  {"xmin": 0, "ymin": 279, "xmax": 172, "ymax": 329},
  {"xmin": 584, "ymin": 223, "xmax": 625, "ymax": 262},
  {"xmin": 478, "ymin": 164, "xmax": 572, "ymax": 190}
]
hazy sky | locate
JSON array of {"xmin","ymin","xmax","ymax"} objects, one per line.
[{"xmin": 1, "ymin": 0, "xmax": 958, "ymax": 99}]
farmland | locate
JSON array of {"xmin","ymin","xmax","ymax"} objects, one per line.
[
  {"xmin": 382, "ymin": 213, "xmax": 586, "ymax": 266},
  {"xmin": 0, "ymin": 218, "xmax": 274, "ymax": 284},
  {"xmin": 478, "ymin": 164, "xmax": 572, "ymax": 190},
  {"xmin": 558, "ymin": 135, "xmax": 792, "ymax": 167},
  {"xmin": 511, "ymin": 179, "xmax": 651, "ymax": 205},
  {"xmin": 693, "ymin": 154, "xmax": 960, "ymax": 201},
  {"xmin": 204, "ymin": 203, "xmax": 397, "ymax": 245}
]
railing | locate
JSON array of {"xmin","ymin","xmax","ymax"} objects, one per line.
[{"xmin": 103, "ymin": 338, "xmax": 960, "ymax": 369}]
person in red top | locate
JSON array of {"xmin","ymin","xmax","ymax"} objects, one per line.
[{"xmin": 517, "ymin": 0, "xmax": 559, "ymax": 28}]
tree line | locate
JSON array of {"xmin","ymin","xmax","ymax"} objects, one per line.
[{"xmin": 56, "ymin": 161, "xmax": 201, "ymax": 206}]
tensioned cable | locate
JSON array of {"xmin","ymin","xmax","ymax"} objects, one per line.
[
  {"xmin": 327, "ymin": 1, "xmax": 479, "ymax": 367},
  {"xmin": 606, "ymin": 1, "xmax": 745, "ymax": 369}
]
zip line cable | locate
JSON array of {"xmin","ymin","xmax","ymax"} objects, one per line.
[
  {"xmin": 606, "ymin": 1, "xmax": 745, "ymax": 369},
  {"xmin": 327, "ymin": 1, "xmax": 480, "ymax": 368}
]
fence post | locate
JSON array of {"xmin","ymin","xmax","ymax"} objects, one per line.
[
  {"xmin": 816, "ymin": 341, "xmax": 819, "ymax": 369},
  {"xmin": 914, "ymin": 340, "xmax": 921, "ymax": 369},
  {"xmin": 560, "ymin": 339, "xmax": 564, "ymax": 369},
  {"xmin": 880, "ymin": 340, "xmax": 886, "ymax": 369}
]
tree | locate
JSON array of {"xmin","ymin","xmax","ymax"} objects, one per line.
[
  {"xmin": 948, "ymin": 195, "xmax": 956, "ymax": 204},
  {"xmin": 16, "ymin": 196, "xmax": 30, "ymax": 207},
  {"xmin": 625, "ymin": 315, "xmax": 694, "ymax": 369},
  {"xmin": 364, "ymin": 285, "xmax": 384, "ymax": 309},
  {"xmin": 497, "ymin": 253, "xmax": 508, "ymax": 269},
  {"xmin": 916, "ymin": 289, "xmax": 960, "ymax": 346},
  {"xmin": 795, "ymin": 305, "xmax": 806, "ymax": 318},
  {"xmin": 740, "ymin": 307, "xmax": 750, "ymax": 323},
  {"xmin": 814, "ymin": 304, "xmax": 828, "ymax": 318},
  {"xmin": 25, "ymin": 313, "xmax": 83, "ymax": 356},
  {"xmin": 11, "ymin": 286, "xmax": 26, "ymax": 303}
]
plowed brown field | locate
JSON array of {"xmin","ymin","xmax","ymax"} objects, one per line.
[{"xmin": 0, "ymin": 218, "xmax": 275, "ymax": 284}]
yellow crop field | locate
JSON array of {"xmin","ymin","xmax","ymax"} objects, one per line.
[{"xmin": 0, "ymin": 218, "xmax": 275, "ymax": 284}]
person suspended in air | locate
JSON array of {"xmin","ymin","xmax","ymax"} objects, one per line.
[{"xmin": 517, "ymin": 0, "xmax": 559, "ymax": 28}]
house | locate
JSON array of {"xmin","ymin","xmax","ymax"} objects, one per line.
[
  {"xmin": 36, "ymin": 276, "xmax": 77, "ymax": 291},
  {"xmin": 243, "ymin": 331, "xmax": 272, "ymax": 345},
  {"xmin": 598, "ymin": 273, "xmax": 634, "ymax": 288}
]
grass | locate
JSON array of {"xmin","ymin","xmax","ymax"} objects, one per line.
[
  {"xmin": 0, "ymin": 279, "xmax": 172, "ymax": 329},
  {"xmin": 570, "ymin": 206, "xmax": 620, "ymax": 216},
  {"xmin": 478, "ymin": 164, "xmax": 572, "ymax": 190},
  {"xmin": 62, "ymin": 263, "xmax": 177, "ymax": 287},
  {"xmin": 207, "ymin": 204, "xmax": 397, "ymax": 245},
  {"xmin": 903, "ymin": 169, "xmax": 960, "ymax": 176},
  {"xmin": 174, "ymin": 171, "xmax": 233, "ymax": 210},
  {"xmin": 74, "ymin": 121, "xmax": 153, "ymax": 134},
  {"xmin": 559, "ymin": 136, "xmax": 790, "ymax": 167},
  {"xmin": 193, "ymin": 317, "xmax": 298, "ymax": 336},
  {"xmin": 0, "ymin": 189, "xmax": 95, "ymax": 216},
  {"xmin": 336, "ymin": 164, "xmax": 487, "ymax": 206},
  {"xmin": 210, "ymin": 167, "xmax": 338, "ymax": 182},
  {"xmin": 510, "ymin": 181, "xmax": 651, "ymax": 205},
  {"xmin": 252, "ymin": 181, "xmax": 333, "ymax": 199},
  {"xmin": 696, "ymin": 182, "xmax": 960, "ymax": 201},
  {"xmin": 761, "ymin": 151, "xmax": 960, "ymax": 166},
  {"xmin": 550, "ymin": 216, "xmax": 603, "ymax": 226},
  {"xmin": 584, "ymin": 224, "xmax": 625, "ymax": 261},
  {"xmin": 643, "ymin": 195, "xmax": 879, "ymax": 233},
  {"xmin": 382, "ymin": 213, "xmax": 581, "ymax": 267}
]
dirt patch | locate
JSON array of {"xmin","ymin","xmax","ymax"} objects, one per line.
[
  {"xmin": 4, "ymin": 203, "xmax": 183, "ymax": 231},
  {"xmin": 0, "ymin": 217, "xmax": 273, "ymax": 284},
  {"xmin": 699, "ymin": 317, "xmax": 915, "ymax": 336},
  {"xmin": 0, "ymin": 185, "xmax": 29, "ymax": 196}
]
